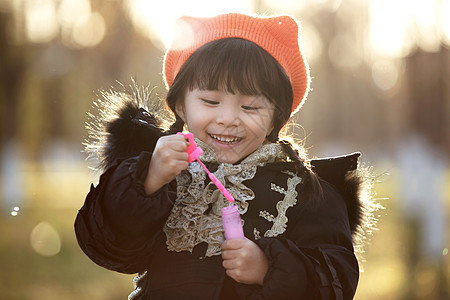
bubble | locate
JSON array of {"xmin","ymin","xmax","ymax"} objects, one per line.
[{"xmin": 443, "ymin": 248, "xmax": 448, "ymax": 256}]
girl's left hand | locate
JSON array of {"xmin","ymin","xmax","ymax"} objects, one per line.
[{"xmin": 221, "ymin": 238, "xmax": 268, "ymax": 286}]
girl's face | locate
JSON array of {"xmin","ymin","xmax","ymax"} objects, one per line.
[{"xmin": 176, "ymin": 88, "xmax": 275, "ymax": 164}]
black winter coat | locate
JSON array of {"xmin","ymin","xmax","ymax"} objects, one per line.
[{"xmin": 74, "ymin": 99, "xmax": 367, "ymax": 300}]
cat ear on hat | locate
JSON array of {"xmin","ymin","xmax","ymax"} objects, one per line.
[
  {"xmin": 264, "ymin": 15, "xmax": 300, "ymax": 50},
  {"xmin": 260, "ymin": 15, "xmax": 310, "ymax": 114},
  {"xmin": 169, "ymin": 16, "xmax": 198, "ymax": 51}
]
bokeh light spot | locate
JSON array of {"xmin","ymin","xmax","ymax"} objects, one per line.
[
  {"xmin": 413, "ymin": 0, "xmax": 440, "ymax": 52},
  {"xmin": 441, "ymin": 0, "xmax": 450, "ymax": 46},
  {"xmin": 328, "ymin": 34, "xmax": 362, "ymax": 70},
  {"xmin": 371, "ymin": 60, "xmax": 399, "ymax": 91},
  {"xmin": 72, "ymin": 12, "xmax": 106, "ymax": 48},
  {"xmin": 369, "ymin": 0, "xmax": 415, "ymax": 58},
  {"xmin": 57, "ymin": 0, "xmax": 91, "ymax": 27},
  {"xmin": 299, "ymin": 23, "xmax": 323, "ymax": 65},
  {"xmin": 30, "ymin": 222, "xmax": 61, "ymax": 257},
  {"xmin": 10, "ymin": 206, "xmax": 20, "ymax": 217},
  {"xmin": 24, "ymin": 0, "xmax": 58, "ymax": 43}
]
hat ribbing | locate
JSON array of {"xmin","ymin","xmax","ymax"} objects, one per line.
[{"xmin": 163, "ymin": 13, "xmax": 310, "ymax": 114}]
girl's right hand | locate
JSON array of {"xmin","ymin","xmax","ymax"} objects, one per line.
[{"xmin": 144, "ymin": 134, "xmax": 190, "ymax": 194}]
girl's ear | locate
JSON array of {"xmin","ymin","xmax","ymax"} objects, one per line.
[{"xmin": 175, "ymin": 101, "xmax": 186, "ymax": 122}]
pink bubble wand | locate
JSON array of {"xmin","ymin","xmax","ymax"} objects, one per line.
[{"xmin": 177, "ymin": 132, "xmax": 245, "ymax": 240}]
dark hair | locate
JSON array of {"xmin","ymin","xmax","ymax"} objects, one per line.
[
  {"xmin": 166, "ymin": 38, "xmax": 293, "ymax": 142},
  {"xmin": 165, "ymin": 38, "xmax": 323, "ymax": 202}
]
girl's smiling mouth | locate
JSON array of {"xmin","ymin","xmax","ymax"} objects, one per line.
[{"xmin": 209, "ymin": 134, "xmax": 243, "ymax": 144}]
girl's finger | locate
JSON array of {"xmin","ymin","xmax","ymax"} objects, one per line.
[
  {"xmin": 222, "ymin": 257, "xmax": 243, "ymax": 269},
  {"xmin": 221, "ymin": 238, "xmax": 245, "ymax": 251},
  {"xmin": 169, "ymin": 140, "xmax": 189, "ymax": 152},
  {"xmin": 157, "ymin": 147, "xmax": 189, "ymax": 162},
  {"xmin": 222, "ymin": 259, "xmax": 235, "ymax": 270},
  {"xmin": 167, "ymin": 151, "xmax": 189, "ymax": 162},
  {"xmin": 221, "ymin": 249, "xmax": 238, "ymax": 260},
  {"xmin": 225, "ymin": 269, "xmax": 244, "ymax": 283}
]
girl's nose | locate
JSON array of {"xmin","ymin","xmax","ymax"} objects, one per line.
[{"xmin": 216, "ymin": 106, "xmax": 240, "ymax": 127}]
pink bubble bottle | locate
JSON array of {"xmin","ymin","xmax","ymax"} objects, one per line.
[
  {"xmin": 177, "ymin": 132, "xmax": 245, "ymax": 240},
  {"xmin": 221, "ymin": 205, "xmax": 245, "ymax": 240}
]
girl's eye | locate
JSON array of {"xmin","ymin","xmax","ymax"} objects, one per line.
[
  {"xmin": 242, "ymin": 105, "xmax": 259, "ymax": 111},
  {"xmin": 201, "ymin": 99, "xmax": 219, "ymax": 105}
]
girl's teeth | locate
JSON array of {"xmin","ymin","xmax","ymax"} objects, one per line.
[{"xmin": 211, "ymin": 134, "xmax": 240, "ymax": 143}]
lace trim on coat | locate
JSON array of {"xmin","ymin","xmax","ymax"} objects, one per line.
[
  {"xmin": 260, "ymin": 175, "xmax": 303, "ymax": 237},
  {"xmin": 128, "ymin": 271, "xmax": 147, "ymax": 300},
  {"xmin": 163, "ymin": 140, "xmax": 290, "ymax": 257}
]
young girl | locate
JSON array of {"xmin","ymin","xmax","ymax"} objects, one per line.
[{"xmin": 75, "ymin": 13, "xmax": 374, "ymax": 300}]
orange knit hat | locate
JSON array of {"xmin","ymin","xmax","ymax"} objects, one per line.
[{"xmin": 163, "ymin": 13, "xmax": 310, "ymax": 114}]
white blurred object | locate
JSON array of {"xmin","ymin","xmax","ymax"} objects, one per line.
[{"xmin": 397, "ymin": 134, "xmax": 447, "ymax": 261}]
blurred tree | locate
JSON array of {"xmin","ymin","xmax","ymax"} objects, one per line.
[
  {"xmin": 406, "ymin": 48, "xmax": 450, "ymax": 154},
  {"xmin": 0, "ymin": 9, "xmax": 26, "ymax": 144}
]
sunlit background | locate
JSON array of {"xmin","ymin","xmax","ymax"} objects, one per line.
[{"xmin": 0, "ymin": 0, "xmax": 449, "ymax": 299}]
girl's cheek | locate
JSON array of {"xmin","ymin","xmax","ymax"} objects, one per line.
[{"xmin": 249, "ymin": 114, "xmax": 272, "ymax": 127}]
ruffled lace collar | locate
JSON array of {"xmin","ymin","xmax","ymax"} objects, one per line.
[{"xmin": 163, "ymin": 141, "xmax": 289, "ymax": 257}]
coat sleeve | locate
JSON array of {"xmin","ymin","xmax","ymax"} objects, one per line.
[
  {"xmin": 74, "ymin": 151, "xmax": 176, "ymax": 274},
  {"xmin": 235, "ymin": 180, "xmax": 359, "ymax": 300}
]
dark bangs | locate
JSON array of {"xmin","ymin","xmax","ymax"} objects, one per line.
[
  {"xmin": 166, "ymin": 38, "xmax": 294, "ymax": 141},
  {"xmin": 187, "ymin": 38, "xmax": 283, "ymax": 94}
]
